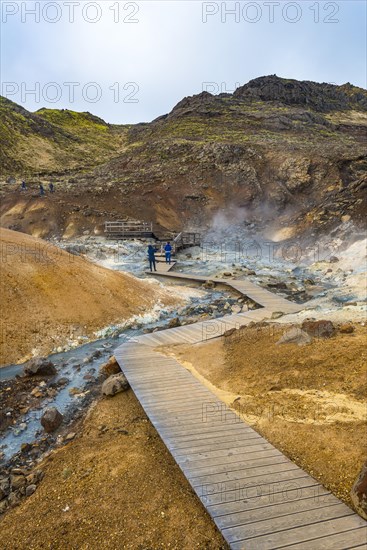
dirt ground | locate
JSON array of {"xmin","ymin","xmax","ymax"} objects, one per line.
[
  {"xmin": 167, "ymin": 322, "xmax": 367, "ymax": 509},
  {"xmin": 0, "ymin": 228, "xmax": 179, "ymax": 366},
  {"xmin": 0, "ymin": 389, "xmax": 227, "ymax": 549}
]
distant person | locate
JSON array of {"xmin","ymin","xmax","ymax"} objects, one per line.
[
  {"xmin": 147, "ymin": 244, "xmax": 157, "ymax": 272},
  {"xmin": 164, "ymin": 241, "xmax": 172, "ymax": 264},
  {"xmin": 49, "ymin": 183, "xmax": 54, "ymax": 193},
  {"xmin": 20, "ymin": 181, "xmax": 27, "ymax": 191},
  {"xmin": 39, "ymin": 184, "xmax": 45, "ymax": 196}
]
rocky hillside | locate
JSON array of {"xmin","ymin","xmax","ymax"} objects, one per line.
[
  {"xmin": 0, "ymin": 96, "xmax": 127, "ymax": 173},
  {"xmin": 1, "ymin": 76, "xmax": 366, "ymax": 238}
]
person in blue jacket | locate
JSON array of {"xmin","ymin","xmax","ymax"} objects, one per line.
[
  {"xmin": 147, "ymin": 244, "xmax": 157, "ymax": 272},
  {"xmin": 164, "ymin": 242, "xmax": 172, "ymax": 264}
]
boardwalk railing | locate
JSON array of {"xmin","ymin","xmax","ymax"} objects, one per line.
[
  {"xmin": 105, "ymin": 221, "xmax": 154, "ymax": 239},
  {"xmin": 173, "ymin": 232, "xmax": 201, "ymax": 252}
]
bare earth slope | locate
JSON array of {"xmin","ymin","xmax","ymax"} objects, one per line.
[{"xmin": 0, "ymin": 228, "xmax": 174, "ymax": 365}]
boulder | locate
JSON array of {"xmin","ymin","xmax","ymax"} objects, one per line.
[
  {"xmin": 102, "ymin": 373, "xmax": 130, "ymax": 397},
  {"xmin": 301, "ymin": 320, "xmax": 335, "ymax": 338},
  {"xmin": 351, "ymin": 461, "xmax": 367, "ymax": 520},
  {"xmin": 329, "ymin": 256, "xmax": 339, "ymax": 263},
  {"xmin": 41, "ymin": 407, "xmax": 63, "ymax": 433},
  {"xmin": 23, "ymin": 358, "xmax": 56, "ymax": 377},
  {"xmin": 276, "ymin": 327, "xmax": 312, "ymax": 346},
  {"xmin": 99, "ymin": 356, "xmax": 121, "ymax": 378}
]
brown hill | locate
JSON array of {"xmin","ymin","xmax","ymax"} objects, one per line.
[
  {"xmin": 0, "ymin": 228, "xmax": 175, "ymax": 365},
  {"xmin": 1, "ymin": 76, "xmax": 366, "ymax": 238}
]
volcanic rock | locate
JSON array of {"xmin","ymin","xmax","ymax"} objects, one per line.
[
  {"xmin": 102, "ymin": 373, "xmax": 130, "ymax": 397},
  {"xmin": 23, "ymin": 358, "xmax": 56, "ymax": 377},
  {"xmin": 41, "ymin": 407, "xmax": 63, "ymax": 433}
]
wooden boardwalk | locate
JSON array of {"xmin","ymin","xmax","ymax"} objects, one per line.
[{"xmin": 115, "ymin": 267, "xmax": 367, "ymax": 549}]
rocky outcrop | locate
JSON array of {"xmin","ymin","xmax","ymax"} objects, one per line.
[{"xmin": 234, "ymin": 76, "xmax": 367, "ymax": 112}]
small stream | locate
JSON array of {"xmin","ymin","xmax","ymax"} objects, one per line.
[{"xmin": 0, "ymin": 288, "xmax": 234, "ymax": 463}]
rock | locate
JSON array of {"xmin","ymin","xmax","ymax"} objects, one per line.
[
  {"xmin": 41, "ymin": 407, "xmax": 63, "ymax": 433},
  {"xmin": 168, "ymin": 317, "xmax": 181, "ymax": 328},
  {"xmin": 303, "ymin": 278, "xmax": 315, "ymax": 285},
  {"xmin": 31, "ymin": 387, "xmax": 43, "ymax": 397},
  {"xmin": 21, "ymin": 443, "xmax": 32, "ymax": 453},
  {"xmin": 276, "ymin": 327, "xmax": 312, "ymax": 346},
  {"xmin": 341, "ymin": 214, "xmax": 351, "ymax": 222},
  {"xmin": 99, "ymin": 356, "xmax": 121, "ymax": 377},
  {"xmin": 0, "ymin": 477, "xmax": 10, "ymax": 500},
  {"xmin": 0, "ymin": 499, "xmax": 8, "ymax": 514},
  {"xmin": 23, "ymin": 358, "xmax": 56, "ymax": 377},
  {"xmin": 91, "ymin": 349, "xmax": 102, "ymax": 359},
  {"xmin": 10, "ymin": 475, "xmax": 26, "ymax": 490},
  {"xmin": 267, "ymin": 282, "xmax": 288, "ymax": 290},
  {"xmin": 329, "ymin": 256, "xmax": 339, "ymax": 263},
  {"xmin": 7, "ymin": 492, "xmax": 21, "ymax": 508},
  {"xmin": 223, "ymin": 272, "xmax": 233, "ymax": 277},
  {"xmin": 351, "ymin": 461, "xmax": 367, "ymax": 520},
  {"xmin": 56, "ymin": 377, "xmax": 69, "ymax": 387},
  {"xmin": 231, "ymin": 305, "xmax": 242, "ymax": 314},
  {"xmin": 202, "ymin": 280, "xmax": 215, "ymax": 289},
  {"xmin": 25, "ymin": 484, "xmax": 37, "ymax": 497},
  {"xmin": 69, "ymin": 387, "xmax": 81, "ymax": 396},
  {"xmin": 339, "ymin": 323, "xmax": 355, "ymax": 334},
  {"xmin": 271, "ymin": 311, "xmax": 284, "ymax": 319},
  {"xmin": 65, "ymin": 432, "xmax": 76, "ymax": 441},
  {"xmin": 301, "ymin": 320, "xmax": 335, "ymax": 338},
  {"xmin": 102, "ymin": 373, "xmax": 130, "ymax": 397}
]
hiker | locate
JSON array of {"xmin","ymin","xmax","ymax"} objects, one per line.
[
  {"xmin": 20, "ymin": 181, "xmax": 27, "ymax": 191},
  {"xmin": 39, "ymin": 184, "xmax": 45, "ymax": 196},
  {"xmin": 147, "ymin": 244, "xmax": 157, "ymax": 272},
  {"xmin": 164, "ymin": 241, "xmax": 172, "ymax": 264},
  {"xmin": 49, "ymin": 183, "xmax": 54, "ymax": 193}
]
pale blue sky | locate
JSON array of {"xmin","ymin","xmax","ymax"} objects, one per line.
[{"xmin": 1, "ymin": 0, "xmax": 366, "ymax": 123}]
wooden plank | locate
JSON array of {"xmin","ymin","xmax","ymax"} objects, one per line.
[
  {"xmin": 206, "ymin": 484, "xmax": 331, "ymax": 518},
  {"xmin": 190, "ymin": 461, "xmax": 299, "ymax": 488},
  {"xmin": 230, "ymin": 515, "xmax": 367, "ymax": 550},
  {"xmin": 284, "ymin": 526, "xmax": 367, "ymax": 549},
  {"xmin": 223, "ymin": 503, "xmax": 353, "ymax": 544}
]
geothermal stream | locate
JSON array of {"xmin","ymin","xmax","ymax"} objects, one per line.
[{"xmin": 0, "ymin": 286, "xmax": 245, "ymax": 464}]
